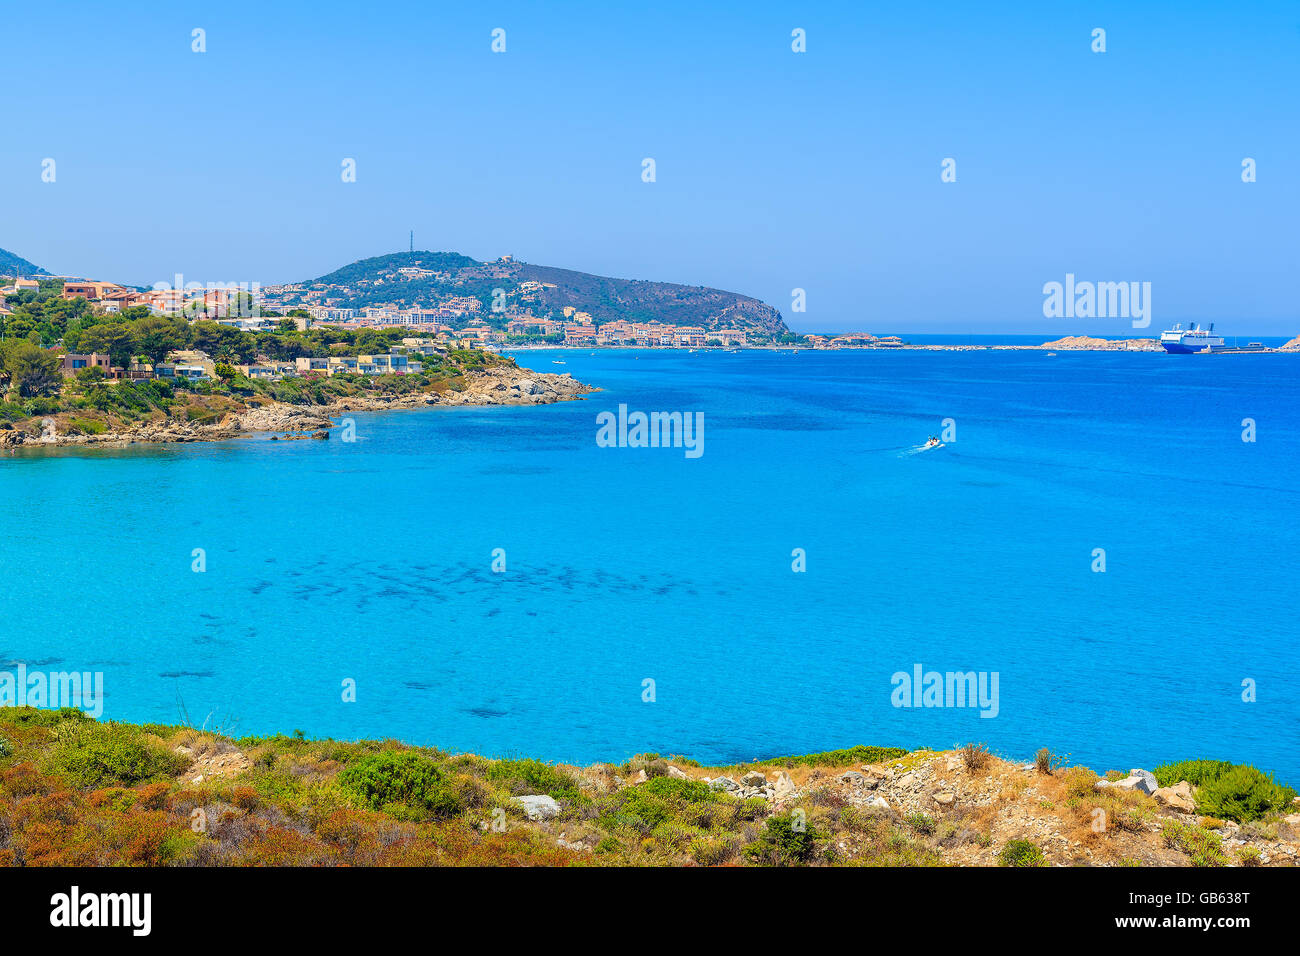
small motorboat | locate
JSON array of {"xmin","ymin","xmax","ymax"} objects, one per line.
[{"xmin": 924, "ymin": 436, "xmax": 941, "ymax": 448}]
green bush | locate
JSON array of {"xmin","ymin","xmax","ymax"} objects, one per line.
[
  {"xmin": 999, "ymin": 839, "xmax": 1046, "ymax": 867},
  {"xmin": 763, "ymin": 745, "xmax": 909, "ymax": 768},
  {"xmin": 1195, "ymin": 765, "xmax": 1295, "ymax": 823},
  {"xmin": 905, "ymin": 812, "xmax": 936, "ymax": 834},
  {"xmin": 0, "ymin": 735, "xmax": 11, "ymax": 759},
  {"xmin": 745, "ymin": 813, "xmax": 822, "ymax": 866},
  {"xmin": 606, "ymin": 777, "xmax": 717, "ymax": 832},
  {"xmin": 1154, "ymin": 760, "xmax": 1234, "ymax": 788},
  {"xmin": 487, "ymin": 758, "xmax": 580, "ymax": 800},
  {"xmin": 1162, "ymin": 820, "xmax": 1228, "ymax": 866},
  {"xmin": 48, "ymin": 721, "xmax": 188, "ymax": 788},
  {"xmin": 68, "ymin": 417, "xmax": 108, "ymax": 435},
  {"xmin": 0, "ymin": 706, "xmax": 89, "ymax": 729},
  {"xmin": 338, "ymin": 750, "xmax": 462, "ymax": 820}
]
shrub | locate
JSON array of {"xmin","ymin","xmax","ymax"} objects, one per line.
[
  {"xmin": 763, "ymin": 745, "xmax": 909, "ymax": 769},
  {"xmin": 1195, "ymin": 765, "xmax": 1295, "ymax": 823},
  {"xmin": 1153, "ymin": 760, "xmax": 1234, "ymax": 788},
  {"xmin": 338, "ymin": 750, "xmax": 462, "ymax": 820},
  {"xmin": 68, "ymin": 417, "xmax": 108, "ymax": 435},
  {"xmin": 614, "ymin": 777, "xmax": 716, "ymax": 830},
  {"xmin": 905, "ymin": 812, "xmax": 936, "ymax": 835},
  {"xmin": 1162, "ymin": 820, "xmax": 1228, "ymax": 866},
  {"xmin": 0, "ymin": 736, "xmax": 11, "ymax": 759},
  {"xmin": 961, "ymin": 742, "xmax": 991, "ymax": 772},
  {"xmin": 999, "ymin": 839, "xmax": 1046, "ymax": 867},
  {"xmin": 1062, "ymin": 766, "xmax": 1100, "ymax": 799},
  {"xmin": 488, "ymin": 758, "xmax": 579, "ymax": 800},
  {"xmin": 1034, "ymin": 748, "xmax": 1054, "ymax": 775},
  {"xmin": 745, "ymin": 813, "xmax": 822, "ymax": 866},
  {"xmin": 47, "ymin": 722, "xmax": 188, "ymax": 789}
]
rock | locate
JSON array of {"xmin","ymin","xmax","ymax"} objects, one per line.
[
  {"xmin": 1110, "ymin": 773, "xmax": 1157, "ymax": 795},
  {"xmin": 860, "ymin": 769, "xmax": 886, "ymax": 789},
  {"xmin": 741, "ymin": 771, "xmax": 767, "ymax": 788},
  {"xmin": 933, "ymin": 792, "xmax": 956, "ymax": 807},
  {"xmin": 1283, "ymin": 814, "xmax": 1300, "ymax": 826},
  {"xmin": 897, "ymin": 773, "xmax": 917, "ymax": 788},
  {"xmin": 666, "ymin": 764, "xmax": 688, "ymax": 779},
  {"xmin": 512, "ymin": 795, "xmax": 560, "ymax": 820},
  {"xmin": 868, "ymin": 796, "xmax": 890, "ymax": 811},
  {"xmin": 1153, "ymin": 781, "xmax": 1196, "ymax": 813},
  {"xmin": 633, "ymin": 769, "xmax": 647, "ymax": 784},
  {"xmin": 709, "ymin": 776, "xmax": 739, "ymax": 792},
  {"xmin": 839, "ymin": 770, "xmax": 866, "ymax": 786},
  {"xmin": 773, "ymin": 772, "xmax": 796, "ymax": 799},
  {"xmin": 311, "ymin": 430, "xmax": 328, "ymax": 440},
  {"xmin": 1129, "ymin": 769, "xmax": 1158, "ymax": 794}
]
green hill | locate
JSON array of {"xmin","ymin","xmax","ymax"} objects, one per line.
[
  {"xmin": 298, "ymin": 251, "xmax": 788, "ymax": 337},
  {"xmin": 0, "ymin": 246, "xmax": 50, "ymax": 277}
]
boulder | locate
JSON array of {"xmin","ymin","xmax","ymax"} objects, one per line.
[
  {"xmin": 512, "ymin": 795, "xmax": 560, "ymax": 821},
  {"xmin": 741, "ymin": 771, "xmax": 767, "ymax": 788},
  {"xmin": 838, "ymin": 770, "xmax": 866, "ymax": 786},
  {"xmin": 868, "ymin": 796, "xmax": 890, "ymax": 811},
  {"xmin": 773, "ymin": 772, "xmax": 796, "ymax": 799},
  {"xmin": 1129, "ymin": 769, "xmax": 1158, "ymax": 793},
  {"xmin": 709, "ymin": 776, "xmax": 739, "ymax": 792},
  {"xmin": 666, "ymin": 764, "xmax": 688, "ymax": 780},
  {"xmin": 933, "ymin": 792, "xmax": 956, "ymax": 807},
  {"xmin": 1110, "ymin": 773, "xmax": 1157, "ymax": 796},
  {"xmin": 860, "ymin": 769, "xmax": 887, "ymax": 789},
  {"xmin": 1153, "ymin": 781, "xmax": 1196, "ymax": 813}
]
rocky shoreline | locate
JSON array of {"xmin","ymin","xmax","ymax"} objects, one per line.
[{"xmin": 0, "ymin": 365, "xmax": 595, "ymax": 448}]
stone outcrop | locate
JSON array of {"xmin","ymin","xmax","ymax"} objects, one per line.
[
  {"xmin": 1153, "ymin": 781, "xmax": 1196, "ymax": 813},
  {"xmin": 513, "ymin": 795, "xmax": 560, "ymax": 821},
  {"xmin": 1040, "ymin": 335, "xmax": 1160, "ymax": 351}
]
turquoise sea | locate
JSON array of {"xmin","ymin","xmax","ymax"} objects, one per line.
[{"xmin": 2, "ymin": 346, "xmax": 1297, "ymax": 778}]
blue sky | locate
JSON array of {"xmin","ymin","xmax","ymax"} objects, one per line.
[{"xmin": 3, "ymin": 0, "xmax": 1297, "ymax": 333}]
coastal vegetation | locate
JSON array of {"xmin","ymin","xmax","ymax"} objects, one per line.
[{"xmin": 0, "ymin": 709, "xmax": 1294, "ymax": 867}]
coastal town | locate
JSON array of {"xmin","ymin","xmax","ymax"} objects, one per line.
[{"xmin": 3, "ymin": 257, "xmax": 1298, "ymax": 394}]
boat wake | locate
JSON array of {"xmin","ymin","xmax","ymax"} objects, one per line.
[{"xmin": 900, "ymin": 442, "xmax": 945, "ymax": 457}]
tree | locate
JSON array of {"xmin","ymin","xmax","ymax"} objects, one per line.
[
  {"xmin": 78, "ymin": 322, "xmax": 136, "ymax": 370},
  {"xmin": 0, "ymin": 340, "xmax": 62, "ymax": 397}
]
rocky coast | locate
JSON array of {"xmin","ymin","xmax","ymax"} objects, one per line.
[{"xmin": 0, "ymin": 364, "xmax": 594, "ymax": 449}]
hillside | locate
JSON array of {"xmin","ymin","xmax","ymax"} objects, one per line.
[
  {"xmin": 294, "ymin": 251, "xmax": 789, "ymax": 336},
  {"xmin": 0, "ymin": 709, "xmax": 1294, "ymax": 867},
  {"xmin": 0, "ymin": 247, "xmax": 49, "ymax": 277}
]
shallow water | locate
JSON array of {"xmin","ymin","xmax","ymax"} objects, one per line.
[{"xmin": 2, "ymin": 347, "xmax": 1296, "ymax": 777}]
